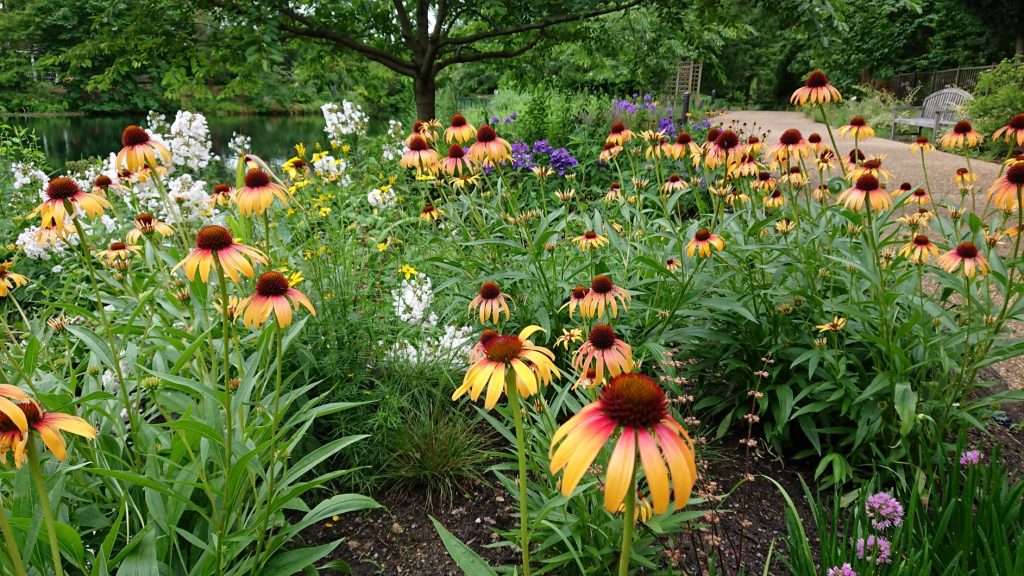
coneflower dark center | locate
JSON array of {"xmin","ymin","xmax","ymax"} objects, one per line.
[
  {"xmin": 447, "ymin": 144, "xmax": 465, "ymax": 158},
  {"xmin": 856, "ymin": 175, "xmax": 880, "ymax": 191},
  {"xmin": 956, "ymin": 242, "xmax": 979, "ymax": 258},
  {"xmin": 611, "ymin": 122, "xmax": 626, "ymax": 133},
  {"xmin": 212, "ymin": 183, "xmax": 231, "ymax": 196},
  {"xmin": 195, "ymin": 225, "xmax": 234, "ymax": 251},
  {"xmin": 715, "ymin": 130, "xmax": 740, "ymax": 150},
  {"xmin": 571, "ymin": 285, "xmax": 588, "ymax": 300},
  {"xmin": 256, "ymin": 271, "xmax": 290, "ymax": 296},
  {"xmin": 94, "ymin": 175, "xmax": 112, "ymax": 188},
  {"xmin": 478, "ymin": 329, "xmax": 499, "ymax": 347},
  {"xmin": 46, "ymin": 177, "xmax": 82, "ymax": 200},
  {"xmin": 479, "ymin": 281, "xmax": 501, "ymax": 300},
  {"xmin": 953, "ymin": 120, "xmax": 973, "ymax": 134},
  {"xmin": 806, "ymin": 70, "xmax": 829, "ymax": 88},
  {"xmin": 695, "ymin": 228, "xmax": 711, "ymax": 242},
  {"xmin": 450, "ymin": 114, "xmax": 467, "ymax": 127},
  {"xmin": 408, "ymin": 135, "xmax": 430, "ymax": 151},
  {"xmin": 1006, "ymin": 163, "xmax": 1024, "ymax": 185},
  {"xmin": 588, "ymin": 323, "xmax": 617, "ymax": 349},
  {"xmin": 706, "ymin": 128, "xmax": 721, "ymax": 143},
  {"xmin": 668, "ymin": 174, "xmax": 681, "ymax": 183},
  {"xmin": 109, "ymin": 241, "xmax": 127, "ymax": 251},
  {"xmin": 599, "ymin": 373, "xmax": 668, "ymax": 429},
  {"xmin": 779, "ymin": 129, "xmax": 803, "ymax": 146},
  {"xmin": 849, "ymin": 116, "xmax": 866, "ymax": 127},
  {"xmin": 591, "ymin": 274, "xmax": 613, "ymax": 294},
  {"xmin": 121, "ymin": 125, "xmax": 151, "ymax": 147},
  {"xmin": 916, "ymin": 136, "xmax": 930, "ymax": 145},
  {"xmin": 476, "ymin": 125, "xmax": 497, "ymax": 142},
  {"xmin": 676, "ymin": 132, "xmax": 692, "ymax": 145},
  {"xmin": 862, "ymin": 159, "xmax": 882, "ymax": 169},
  {"xmin": 808, "ymin": 133, "xmax": 821, "ymax": 144},
  {"xmin": 584, "ymin": 230, "xmax": 598, "ymax": 239},
  {"xmin": 913, "ymin": 234, "xmax": 931, "ymax": 246},
  {"xmin": 485, "ymin": 335, "xmax": 523, "ymax": 363},
  {"xmin": 244, "ymin": 168, "xmax": 271, "ymax": 188}
]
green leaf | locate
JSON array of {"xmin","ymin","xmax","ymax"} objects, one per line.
[
  {"xmin": 429, "ymin": 516, "xmax": 498, "ymax": 576},
  {"xmin": 262, "ymin": 541, "xmax": 340, "ymax": 575},
  {"xmin": 66, "ymin": 325, "xmax": 116, "ymax": 368},
  {"xmin": 894, "ymin": 382, "xmax": 918, "ymax": 436}
]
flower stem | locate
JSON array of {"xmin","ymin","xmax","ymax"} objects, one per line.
[
  {"xmin": 27, "ymin": 440, "xmax": 64, "ymax": 576},
  {"xmin": 505, "ymin": 370, "xmax": 531, "ymax": 576},
  {"xmin": 0, "ymin": 495, "xmax": 27, "ymax": 576},
  {"xmin": 817, "ymin": 104, "xmax": 846, "ymax": 178},
  {"xmin": 213, "ymin": 260, "xmax": 233, "ymax": 576},
  {"xmin": 617, "ymin": 463, "xmax": 638, "ymax": 576},
  {"xmin": 253, "ymin": 324, "xmax": 285, "ymax": 574}
]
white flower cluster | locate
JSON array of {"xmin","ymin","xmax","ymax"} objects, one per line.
[
  {"xmin": 166, "ymin": 111, "xmax": 216, "ymax": 171},
  {"xmin": 321, "ymin": 101, "xmax": 369, "ymax": 145},
  {"xmin": 227, "ymin": 132, "xmax": 251, "ymax": 159},
  {"xmin": 384, "ymin": 325, "xmax": 474, "ymax": 366},
  {"xmin": 10, "ymin": 162, "xmax": 48, "ymax": 190},
  {"xmin": 392, "ymin": 274, "xmax": 437, "ymax": 327},
  {"xmin": 16, "ymin": 219, "xmax": 80, "ymax": 260},
  {"xmin": 367, "ymin": 184, "xmax": 397, "ymax": 209},
  {"xmin": 132, "ymin": 174, "xmax": 216, "ymax": 225},
  {"xmin": 381, "ymin": 119, "xmax": 405, "ymax": 162},
  {"xmin": 312, "ymin": 153, "xmax": 349, "ymax": 184},
  {"xmin": 146, "ymin": 111, "xmax": 169, "ymax": 135}
]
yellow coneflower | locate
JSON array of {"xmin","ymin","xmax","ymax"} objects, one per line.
[
  {"xmin": 641, "ymin": 130, "xmax": 669, "ymax": 159},
  {"xmin": 770, "ymin": 129, "xmax": 812, "ymax": 163},
  {"xmin": 0, "ymin": 386, "xmax": 29, "ymax": 439},
  {"xmin": 0, "ymin": 263, "xmax": 29, "ymax": 298},
  {"xmin": 572, "ymin": 324, "xmax": 633, "ymax": 387},
  {"xmin": 806, "ymin": 133, "xmax": 824, "ymax": 153},
  {"xmin": 849, "ymin": 156, "xmax": 894, "ymax": 183},
  {"xmin": 669, "ymin": 132, "xmax": 701, "ymax": 161},
  {"xmin": 812, "ymin": 184, "xmax": 832, "ymax": 202},
  {"xmin": 775, "ymin": 218, "xmax": 797, "ymax": 234},
  {"xmin": 898, "ymin": 234, "xmax": 940, "ymax": 264},
  {"xmin": 746, "ymin": 135, "xmax": 764, "ymax": 155},
  {"xmin": 790, "ymin": 70, "xmax": 842, "ymax": 105},
  {"xmin": 705, "ymin": 129, "xmax": 742, "ymax": 170},
  {"xmin": 468, "ymin": 125, "xmax": 512, "ymax": 165},
  {"xmin": 401, "ymin": 134, "xmax": 440, "ymax": 173},
  {"xmin": 555, "ymin": 188, "xmax": 576, "ymax": 202},
  {"xmin": 632, "ymin": 177, "xmax": 650, "ymax": 192},
  {"xmin": 686, "ymin": 228, "xmax": 725, "ymax": 258},
  {"xmin": 940, "ymin": 120, "xmax": 984, "ymax": 150},
  {"xmin": 116, "ymin": 125, "xmax": 170, "ymax": 172},
  {"xmin": 985, "ymin": 160, "xmax": 1024, "ymax": 210},
  {"xmin": 661, "ymin": 174, "xmax": 688, "ymax": 194},
  {"xmin": 468, "ymin": 329, "xmax": 499, "ymax": 364},
  {"xmin": 573, "ymin": 230, "xmax": 609, "ymax": 251},
  {"xmin": 837, "ymin": 175, "xmax": 892, "ymax": 212},
  {"xmin": 95, "ymin": 241, "xmax": 141, "ymax": 266},
  {"xmin": 838, "ymin": 116, "xmax": 875, "ymax": 140},
  {"xmin": 449, "ymin": 174, "xmax": 480, "ymax": 190},
  {"xmin": 235, "ymin": 168, "xmax": 289, "ymax": 216},
  {"xmin": 764, "ymin": 189, "xmax": 786, "ymax": 208},
  {"xmin": 0, "ymin": 394, "xmax": 96, "ymax": 468},
  {"xmin": 235, "ymin": 271, "xmax": 315, "ymax": 328},
  {"xmin": 954, "ymin": 168, "xmax": 976, "ymax": 188},
  {"xmin": 909, "ymin": 135, "xmax": 934, "ymax": 153},
  {"xmin": 937, "ymin": 242, "xmax": 989, "ymax": 278},
  {"xmin": 606, "ymin": 121, "xmax": 635, "ymax": 146},
  {"xmin": 92, "ymin": 174, "xmax": 116, "ymax": 196},
  {"xmin": 452, "ymin": 326, "xmax": 558, "ymax": 410},
  {"xmin": 780, "ymin": 166, "xmax": 809, "ymax": 187},
  {"xmin": 410, "ymin": 119, "xmax": 441, "ymax": 144},
  {"xmin": 665, "ymin": 258, "xmax": 682, "ymax": 271},
  {"xmin": 445, "ymin": 114, "xmax": 476, "ymax": 144},
  {"xmin": 753, "ymin": 171, "xmax": 777, "ymax": 192},
  {"xmin": 993, "ymin": 114, "xmax": 1024, "ymax": 146},
  {"xmin": 440, "ymin": 144, "xmax": 474, "ymax": 176},
  {"xmin": 725, "ymin": 189, "xmax": 750, "ymax": 207},
  {"xmin": 210, "ymin": 183, "xmax": 233, "ymax": 206},
  {"xmin": 728, "ymin": 152, "xmax": 762, "ymax": 178},
  {"xmin": 126, "ymin": 213, "xmax": 174, "ymax": 244},
  {"xmin": 420, "ymin": 204, "xmax": 443, "ymax": 221},
  {"xmin": 560, "ymin": 285, "xmax": 589, "ymax": 318},
  {"xmin": 282, "ymin": 156, "xmax": 310, "ymax": 180},
  {"xmin": 30, "ymin": 177, "xmax": 111, "ymax": 235},
  {"xmin": 604, "ymin": 182, "xmax": 624, "ymax": 203},
  {"xmin": 600, "ymin": 141, "xmax": 624, "ymax": 163},
  {"xmin": 532, "ymin": 166, "xmax": 555, "ymax": 179},
  {"xmin": 172, "ymin": 225, "xmax": 267, "ymax": 283},
  {"xmin": 815, "ymin": 316, "xmax": 847, "ymax": 333},
  {"xmin": 582, "ymin": 275, "xmax": 631, "ymax": 318},
  {"xmin": 469, "ymin": 281, "xmax": 511, "ymax": 325},
  {"xmin": 555, "ymin": 327, "xmax": 584, "ymax": 350},
  {"xmin": 898, "ymin": 210, "xmax": 932, "ymax": 229},
  {"xmin": 550, "ymin": 373, "xmax": 696, "ymax": 514}
]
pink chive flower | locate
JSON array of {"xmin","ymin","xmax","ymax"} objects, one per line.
[
  {"xmin": 826, "ymin": 564, "xmax": 857, "ymax": 576},
  {"xmin": 856, "ymin": 535, "xmax": 892, "ymax": 565},
  {"xmin": 959, "ymin": 449, "xmax": 983, "ymax": 466},
  {"xmin": 865, "ymin": 492, "xmax": 904, "ymax": 530}
]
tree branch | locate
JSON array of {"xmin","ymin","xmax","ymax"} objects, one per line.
[
  {"xmin": 443, "ymin": 0, "xmax": 644, "ymax": 46},
  {"xmin": 391, "ymin": 0, "xmax": 417, "ymax": 48},
  {"xmin": 435, "ymin": 31, "xmax": 546, "ymax": 72}
]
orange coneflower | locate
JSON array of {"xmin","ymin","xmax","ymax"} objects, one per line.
[
  {"xmin": 702, "ymin": 127, "xmax": 722, "ymax": 154},
  {"xmin": 445, "ymin": 114, "xmax": 476, "ymax": 144},
  {"xmin": 606, "ymin": 121, "xmax": 635, "ymax": 146},
  {"xmin": 838, "ymin": 116, "xmax": 875, "ymax": 140},
  {"xmin": 910, "ymin": 135, "xmax": 935, "ymax": 153},
  {"xmin": 686, "ymin": 228, "xmax": 724, "ymax": 258},
  {"xmin": 468, "ymin": 329, "xmax": 500, "ymax": 363},
  {"xmin": 728, "ymin": 153, "xmax": 761, "ymax": 178},
  {"xmin": 764, "ymin": 189, "xmax": 786, "ymax": 208},
  {"xmin": 844, "ymin": 149, "xmax": 867, "ymax": 172},
  {"xmin": 550, "ymin": 373, "xmax": 696, "ymax": 514},
  {"xmin": 0, "ymin": 385, "xmax": 29, "ymax": 436},
  {"xmin": 816, "ymin": 149, "xmax": 836, "ymax": 171},
  {"xmin": 849, "ymin": 156, "xmax": 894, "ymax": 183},
  {"xmin": 780, "ymin": 166, "xmax": 809, "ymax": 187},
  {"xmin": 790, "ymin": 70, "xmax": 842, "ymax": 105},
  {"xmin": 440, "ymin": 144, "xmax": 473, "ymax": 176},
  {"xmin": 582, "ymin": 275, "xmax": 631, "ymax": 318},
  {"xmin": 560, "ymin": 285, "xmax": 590, "ymax": 318},
  {"xmin": 705, "ymin": 129, "xmax": 742, "ymax": 170},
  {"xmin": 210, "ymin": 183, "xmax": 233, "ymax": 206},
  {"xmin": 449, "ymin": 173, "xmax": 480, "ymax": 190},
  {"xmin": 993, "ymin": 114, "xmax": 1024, "ymax": 146},
  {"xmin": 406, "ymin": 119, "xmax": 440, "ymax": 145},
  {"xmin": 452, "ymin": 326, "xmax": 558, "ymax": 410},
  {"xmin": 469, "ymin": 281, "xmax": 511, "ymax": 325},
  {"xmin": 30, "ymin": 177, "xmax": 111, "ymax": 234},
  {"xmin": 468, "ymin": 125, "xmax": 512, "ymax": 165},
  {"xmin": 126, "ymin": 213, "xmax": 174, "ymax": 244},
  {"xmin": 95, "ymin": 241, "xmax": 141, "ymax": 266},
  {"xmin": 954, "ymin": 167, "xmax": 976, "ymax": 188},
  {"xmin": 770, "ymin": 129, "xmax": 812, "ymax": 164},
  {"xmin": 0, "ymin": 395, "xmax": 96, "ymax": 468},
  {"xmin": 641, "ymin": 130, "xmax": 670, "ymax": 159},
  {"xmin": 117, "ymin": 125, "xmax": 170, "ymax": 172},
  {"xmin": 600, "ymin": 142, "xmax": 624, "ymax": 163},
  {"xmin": 816, "ymin": 316, "xmax": 847, "ymax": 333},
  {"xmin": 172, "ymin": 225, "xmax": 267, "ymax": 283},
  {"xmin": 775, "ymin": 218, "xmax": 797, "ymax": 234},
  {"xmin": 572, "ymin": 324, "xmax": 633, "ymax": 387},
  {"xmin": 940, "ymin": 120, "xmax": 984, "ymax": 150},
  {"xmin": 937, "ymin": 242, "xmax": 989, "ymax": 277},
  {"xmin": 401, "ymin": 134, "xmax": 440, "ymax": 173},
  {"xmin": 420, "ymin": 203, "xmax": 443, "ymax": 221},
  {"xmin": 0, "ymin": 263, "xmax": 29, "ymax": 298},
  {"xmin": 235, "ymin": 271, "xmax": 315, "ymax": 328},
  {"xmin": 746, "ymin": 135, "xmax": 764, "ymax": 155},
  {"xmin": 806, "ymin": 133, "xmax": 824, "ymax": 153},
  {"xmin": 661, "ymin": 174, "xmax": 688, "ymax": 194},
  {"xmin": 986, "ymin": 160, "xmax": 1024, "ymax": 210},
  {"xmin": 605, "ymin": 182, "xmax": 624, "ymax": 203},
  {"xmin": 669, "ymin": 131, "xmax": 701, "ymax": 161},
  {"xmin": 235, "ymin": 168, "xmax": 288, "ymax": 216},
  {"xmin": 899, "ymin": 234, "xmax": 940, "ymax": 264},
  {"xmin": 725, "ymin": 188, "xmax": 750, "ymax": 207},
  {"xmin": 92, "ymin": 174, "xmax": 116, "ymax": 196},
  {"xmin": 35, "ymin": 217, "xmax": 67, "ymax": 246},
  {"xmin": 573, "ymin": 230, "xmax": 609, "ymax": 251},
  {"xmin": 905, "ymin": 187, "xmax": 931, "ymax": 205},
  {"xmin": 837, "ymin": 174, "xmax": 892, "ymax": 212},
  {"xmin": 753, "ymin": 171, "xmax": 777, "ymax": 192}
]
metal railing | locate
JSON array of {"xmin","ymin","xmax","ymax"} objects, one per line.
[{"xmin": 886, "ymin": 64, "xmax": 1012, "ymax": 102}]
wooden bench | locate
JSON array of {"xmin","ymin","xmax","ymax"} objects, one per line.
[{"xmin": 890, "ymin": 87, "xmax": 973, "ymax": 138}]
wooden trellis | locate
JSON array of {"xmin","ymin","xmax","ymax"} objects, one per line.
[{"xmin": 668, "ymin": 60, "xmax": 703, "ymax": 109}]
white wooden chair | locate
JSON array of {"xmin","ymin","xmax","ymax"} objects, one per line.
[{"xmin": 890, "ymin": 88, "xmax": 973, "ymax": 138}]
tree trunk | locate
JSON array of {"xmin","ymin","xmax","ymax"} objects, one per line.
[{"xmin": 414, "ymin": 74, "xmax": 437, "ymax": 120}]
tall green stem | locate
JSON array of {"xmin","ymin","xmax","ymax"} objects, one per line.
[
  {"xmin": 617, "ymin": 463, "xmax": 638, "ymax": 576},
  {"xmin": 26, "ymin": 441, "xmax": 63, "ymax": 576},
  {"xmin": 817, "ymin": 104, "xmax": 846, "ymax": 178},
  {"xmin": 214, "ymin": 260, "xmax": 233, "ymax": 576},
  {"xmin": 505, "ymin": 370, "xmax": 531, "ymax": 576},
  {"xmin": 0, "ymin": 495, "xmax": 27, "ymax": 576},
  {"xmin": 253, "ymin": 325, "xmax": 285, "ymax": 574}
]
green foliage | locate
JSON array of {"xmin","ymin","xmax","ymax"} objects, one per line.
[
  {"xmin": 809, "ymin": 85, "xmax": 907, "ymax": 133},
  {"xmin": 965, "ymin": 59, "xmax": 1024, "ymax": 156}
]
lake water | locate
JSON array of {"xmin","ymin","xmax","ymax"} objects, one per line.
[{"xmin": 8, "ymin": 115, "xmax": 335, "ymax": 169}]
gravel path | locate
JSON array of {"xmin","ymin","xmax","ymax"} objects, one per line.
[
  {"xmin": 715, "ymin": 110, "xmax": 1001, "ymax": 206},
  {"xmin": 716, "ymin": 110, "xmax": 1024, "ymax": 390}
]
